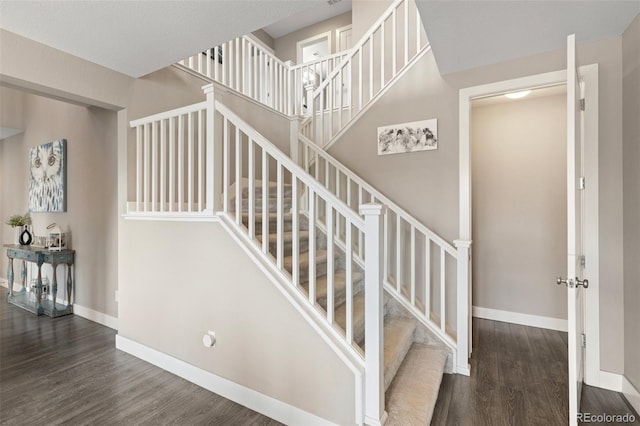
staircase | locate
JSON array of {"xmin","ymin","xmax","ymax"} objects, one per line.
[
  {"xmin": 232, "ymin": 179, "xmax": 448, "ymax": 424},
  {"xmin": 127, "ymin": 0, "xmax": 472, "ymax": 424}
]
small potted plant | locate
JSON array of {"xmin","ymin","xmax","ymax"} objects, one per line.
[{"xmin": 6, "ymin": 213, "xmax": 32, "ymax": 245}]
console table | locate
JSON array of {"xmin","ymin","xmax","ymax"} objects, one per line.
[{"xmin": 4, "ymin": 244, "xmax": 75, "ymax": 317}]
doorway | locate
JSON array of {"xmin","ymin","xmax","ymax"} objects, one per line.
[
  {"xmin": 470, "ymin": 85, "xmax": 568, "ymax": 330},
  {"xmin": 458, "ymin": 66, "xmax": 601, "ymax": 386}
]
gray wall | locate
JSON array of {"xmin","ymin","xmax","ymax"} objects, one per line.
[
  {"xmin": 0, "ymin": 87, "xmax": 119, "ymax": 318},
  {"xmin": 623, "ymin": 14, "xmax": 640, "ymax": 391},
  {"xmin": 118, "ymin": 221, "xmax": 357, "ymax": 425},
  {"xmin": 352, "ymin": 0, "xmax": 391, "ymax": 42},
  {"xmin": 251, "ymin": 29, "xmax": 275, "ymax": 50},
  {"xmin": 471, "ymin": 94, "xmax": 567, "ymax": 320},
  {"xmin": 328, "ymin": 35, "xmax": 626, "ymax": 373},
  {"xmin": 273, "ymin": 12, "xmax": 352, "ymax": 63}
]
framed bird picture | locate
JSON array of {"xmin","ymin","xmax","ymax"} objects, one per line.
[{"xmin": 28, "ymin": 139, "xmax": 67, "ymax": 212}]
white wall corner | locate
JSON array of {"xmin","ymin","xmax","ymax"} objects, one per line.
[
  {"xmin": 115, "ymin": 335, "xmax": 338, "ymax": 426},
  {"xmin": 472, "ymin": 306, "xmax": 568, "ymax": 332},
  {"xmin": 623, "ymin": 376, "xmax": 640, "ymax": 415}
]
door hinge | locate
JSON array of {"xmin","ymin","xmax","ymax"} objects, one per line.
[
  {"xmin": 580, "ymin": 98, "xmax": 586, "ymax": 111},
  {"xmin": 581, "ymin": 333, "xmax": 587, "ymax": 348},
  {"xmin": 580, "ymin": 255, "xmax": 586, "ymax": 268},
  {"xmin": 579, "ymin": 177, "xmax": 586, "ymax": 190}
]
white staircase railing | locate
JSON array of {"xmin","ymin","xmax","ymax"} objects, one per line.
[
  {"xmin": 129, "ymin": 101, "xmax": 212, "ymax": 216},
  {"xmin": 180, "ymin": 36, "xmax": 294, "ymax": 116},
  {"xmin": 306, "ymin": 0, "xmax": 429, "ymax": 148},
  {"xmin": 295, "ymin": 134, "xmax": 468, "ymax": 366},
  {"xmin": 171, "ymin": 0, "xmax": 470, "ymax": 376},
  {"xmin": 289, "ymin": 51, "xmax": 349, "ymax": 116},
  {"xmin": 179, "ymin": 36, "xmax": 349, "ymax": 118}
]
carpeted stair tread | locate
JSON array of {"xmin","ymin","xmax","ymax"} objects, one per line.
[
  {"xmin": 383, "ymin": 317, "xmax": 417, "ymax": 391},
  {"xmin": 242, "ymin": 212, "xmax": 293, "ymax": 223},
  {"xmin": 283, "ymin": 250, "xmax": 327, "ymax": 284},
  {"xmin": 385, "ymin": 344, "xmax": 448, "ymax": 426},
  {"xmin": 301, "ymin": 270, "xmax": 364, "ymax": 309},
  {"xmin": 230, "ymin": 178, "xmax": 293, "ymax": 198},
  {"xmin": 258, "ymin": 230, "xmax": 310, "ymax": 244},
  {"xmin": 334, "ymin": 291, "xmax": 366, "ymax": 344}
]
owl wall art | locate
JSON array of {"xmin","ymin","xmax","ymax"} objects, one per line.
[{"xmin": 28, "ymin": 139, "xmax": 67, "ymax": 212}]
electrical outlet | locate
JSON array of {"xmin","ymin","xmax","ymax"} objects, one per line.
[{"xmin": 202, "ymin": 331, "xmax": 216, "ymax": 348}]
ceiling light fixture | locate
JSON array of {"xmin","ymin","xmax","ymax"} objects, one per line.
[{"xmin": 505, "ymin": 90, "xmax": 531, "ymax": 99}]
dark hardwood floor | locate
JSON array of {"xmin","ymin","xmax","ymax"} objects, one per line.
[
  {"xmin": 432, "ymin": 318, "xmax": 639, "ymax": 426},
  {"xmin": 2, "ymin": 301, "xmax": 637, "ymax": 426},
  {"xmin": 0, "ymin": 300, "xmax": 282, "ymax": 426}
]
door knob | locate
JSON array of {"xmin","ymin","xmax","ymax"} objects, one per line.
[
  {"xmin": 575, "ymin": 278, "xmax": 589, "ymax": 288},
  {"xmin": 556, "ymin": 276, "xmax": 588, "ymax": 289}
]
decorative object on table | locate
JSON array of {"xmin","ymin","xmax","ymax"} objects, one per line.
[
  {"xmin": 5, "ymin": 213, "xmax": 31, "ymax": 245},
  {"xmin": 32, "ymin": 235, "xmax": 48, "ymax": 248},
  {"xmin": 377, "ymin": 119, "xmax": 438, "ymax": 155},
  {"xmin": 28, "ymin": 139, "xmax": 67, "ymax": 212},
  {"xmin": 47, "ymin": 223, "xmax": 67, "ymax": 251},
  {"xmin": 19, "ymin": 225, "xmax": 33, "ymax": 246}
]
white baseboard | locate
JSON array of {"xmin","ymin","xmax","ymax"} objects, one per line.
[
  {"xmin": 596, "ymin": 370, "xmax": 624, "ymax": 392},
  {"xmin": 473, "ymin": 306, "xmax": 568, "ymax": 332},
  {"xmin": 73, "ymin": 304, "xmax": 118, "ymax": 330},
  {"xmin": 623, "ymin": 376, "xmax": 640, "ymax": 415},
  {"xmin": 115, "ymin": 335, "xmax": 335, "ymax": 426},
  {"xmin": 2, "ymin": 280, "xmax": 118, "ymax": 330}
]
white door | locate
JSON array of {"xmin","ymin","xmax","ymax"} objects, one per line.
[
  {"xmin": 336, "ymin": 25, "xmax": 353, "ymax": 52},
  {"xmin": 562, "ymin": 33, "xmax": 587, "ymax": 426}
]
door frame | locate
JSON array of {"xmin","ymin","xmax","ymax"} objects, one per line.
[
  {"xmin": 458, "ymin": 65, "xmax": 601, "ymax": 386},
  {"xmin": 296, "ymin": 31, "xmax": 332, "ymax": 65}
]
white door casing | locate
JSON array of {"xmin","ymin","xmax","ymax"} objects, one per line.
[{"xmin": 459, "ymin": 63, "xmax": 599, "ymax": 386}]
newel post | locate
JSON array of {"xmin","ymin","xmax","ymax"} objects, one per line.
[
  {"xmin": 203, "ymin": 84, "xmax": 222, "ymax": 212},
  {"xmin": 454, "ymin": 239, "xmax": 472, "ymax": 376},
  {"xmin": 360, "ymin": 203, "xmax": 387, "ymax": 426}
]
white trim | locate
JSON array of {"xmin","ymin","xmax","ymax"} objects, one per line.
[
  {"xmin": 73, "ymin": 303, "xmax": 118, "ymax": 330},
  {"xmin": 473, "ymin": 306, "xmax": 568, "ymax": 332},
  {"xmin": 596, "ymin": 370, "xmax": 623, "ymax": 392},
  {"xmin": 1, "ymin": 281, "xmax": 118, "ymax": 330},
  {"xmin": 115, "ymin": 335, "xmax": 336, "ymax": 426},
  {"xmin": 623, "ymin": 376, "xmax": 640, "ymax": 415},
  {"xmin": 460, "ymin": 65, "xmax": 600, "ymax": 381}
]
